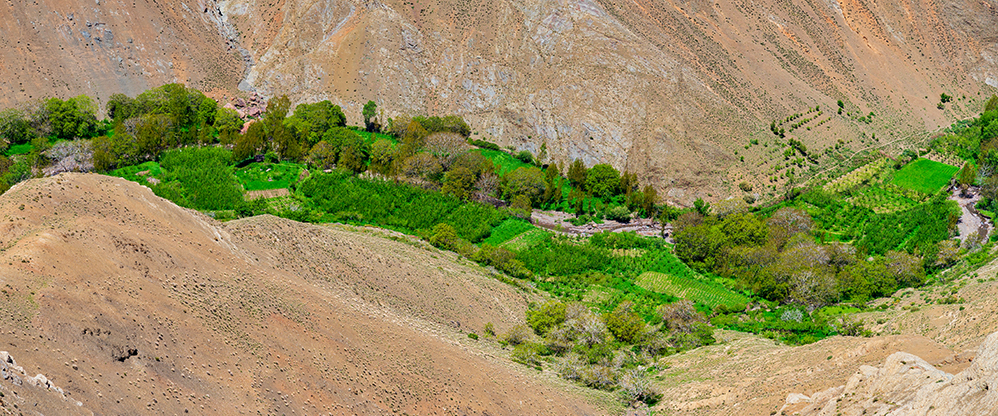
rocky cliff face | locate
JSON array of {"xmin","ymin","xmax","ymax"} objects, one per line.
[
  {"xmin": 0, "ymin": 0, "xmax": 245, "ymax": 108},
  {"xmin": 219, "ymin": 0, "xmax": 998, "ymax": 202},
  {"xmin": 787, "ymin": 330, "xmax": 998, "ymax": 415},
  {"xmin": 3, "ymin": 0, "xmax": 998, "ymax": 199}
]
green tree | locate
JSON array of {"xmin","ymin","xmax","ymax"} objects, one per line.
[
  {"xmin": 429, "ymin": 223, "xmax": 460, "ymax": 250},
  {"xmin": 585, "ymin": 163, "xmax": 620, "ymax": 199},
  {"xmin": 442, "ymin": 166, "xmax": 477, "ymax": 200},
  {"xmin": 363, "ymin": 100, "xmax": 379, "ymax": 132},
  {"xmin": 0, "ymin": 108, "xmax": 32, "ymax": 148},
  {"xmin": 286, "ymin": 100, "xmax": 346, "ymax": 146},
  {"xmin": 215, "ymin": 107, "xmax": 244, "ymax": 144},
  {"xmin": 674, "ymin": 223, "xmax": 726, "ymax": 269},
  {"xmin": 233, "ymin": 121, "xmax": 267, "ymax": 161},
  {"xmin": 338, "ymin": 142, "xmax": 369, "ymax": 174},
  {"xmin": 369, "ymin": 139, "xmax": 395, "ymax": 175},
  {"xmin": 46, "ymin": 96, "xmax": 99, "ymax": 140},
  {"xmin": 567, "ymin": 159, "xmax": 587, "ymax": 189},
  {"xmin": 502, "ymin": 166, "xmax": 546, "ymax": 203},
  {"xmin": 308, "ymin": 141, "xmax": 339, "ymax": 169},
  {"xmin": 106, "ymin": 93, "xmax": 137, "ymax": 122},
  {"xmin": 641, "ymin": 185, "xmax": 658, "ymax": 217},
  {"xmin": 959, "ymin": 162, "xmax": 976, "ymax": 187},
  {"xmin": 510, "ymin": 194, "xmax": 533, "ymax": 219}
]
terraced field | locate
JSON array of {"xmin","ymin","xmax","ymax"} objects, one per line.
[
  {"xmin": 824, "ymin": 158, "xmax": 889, "ymax": 194},
  {"xmin": 635, "ymin": 271, "xmax": 750, "ymax": 309},
  {"xmin": 846, "ymin": 186, "xmax": 918, "ymax": 213}
]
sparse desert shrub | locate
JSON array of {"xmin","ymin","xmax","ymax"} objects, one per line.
[
  {"xmin": 502, "ymin": 324, "xmax": 531, "ymax": 346},
  {"xmin": 618, "ymin": 368, "xmax": 661, "ymax": 405},
  {"xmin": 780, "ymin": 309, "xmax": 804, "ymax": 322},
  {"xmin": 511, "ymin": 342, "xmax": 546, "ymax": 369},
  {"xmin": 580, "ymin": 364, "xmax": 618, "ymax": 390}
]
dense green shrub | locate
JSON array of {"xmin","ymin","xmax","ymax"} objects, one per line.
[{"xmin": 527, "ymin": 301, "xmax": 568, "ymax": 336}]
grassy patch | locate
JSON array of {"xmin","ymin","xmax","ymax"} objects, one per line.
[
  {"xmin": 348, "ymin": 127, "xmax": 397, "ymax": 144},
  {"xmin": 636, "ymin": 271, "xmax": 750, "ymax": 309},
  {"xmin": 500, "ymin": 228, "xmax": 550, "ymax": 251},
  {"xmin": 235, "ymin": 162, "xmax": 305, "ymax": 191},
  {"xmin": 110, "ymin": 161, "xmax": 165, "ymax": 184},
  {"xmin": 482, "ymin": 218, "xmax": 535, "ymax": 246},
  {"xmin": 473, "ymin": 148, "xmax": 534, "ymax": 174},
  {"xmin": 892, "ymin": 159, "xmax": 958, "ymax": 194},
  {"xmin": 4, "ymin": 143, "xmax": 34, "ymax": 156}
]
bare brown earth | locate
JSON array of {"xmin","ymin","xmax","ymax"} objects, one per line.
[{"xmin": 0, "ymin": 173, "xmax": 610, "ymax": 415}]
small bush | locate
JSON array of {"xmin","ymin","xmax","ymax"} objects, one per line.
[
  {"xmin": 515, "ymin": 150, "xmax": 534, "ymax": 165},
  {"xmin": 502, "ymin": 324, "xmax": 531, "ymax": 346},
  {"xmin": 618, "ymin": 368, "xmax": 661, "ymax": 405},
  {"xmin": 527, "ymin": 301, "xmax": 567, "ymax": 336},
  {"xmin": 605, "ymin": 205, "xmax": 632, "ymax": 223},
  {"xmin": 511, "ymin": 342, "xmax": 546, "ymax": 369},
  {"xmin": 604, "ymin": 302, "xmax": 645, "ymax": 343}
]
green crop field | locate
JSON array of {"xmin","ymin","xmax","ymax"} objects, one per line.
[
  {"xmin": 349, "ymin": 127, "xmax": 396, "ymax": 144},
  {"xmin": 891, "ymin": 159, "xmax": 958, "ymax": 194},
  {"xmin": 4, "ymin": 143, "xmax": 34, "ymax": 156},
  {"xmin": 635, "ymin": 271, "xmax": 750, "ymax": 308},
  {"xmin": 235, "ymin": 162, "xmax": 305, "ymax": 191},
  {"xmin": 482, "ymin": 218, "xmax": 534, "ymax": 246}
]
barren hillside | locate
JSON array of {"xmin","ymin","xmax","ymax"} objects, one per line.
[
  {"xmin": 0, "ymin": 0, "xmax": 245, "ymax": 107},
  {"xmin": 0, "ymin": 173, "xmax": 607, "ymax": 415}
]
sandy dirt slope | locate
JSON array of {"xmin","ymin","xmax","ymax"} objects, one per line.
[
  {"xmin": 0, "ymin": 173, "xmax": 606, "ymax": 415},
  {"xmin": 0, "ymin": 0, "xmax": 245, "ymax": 107}
]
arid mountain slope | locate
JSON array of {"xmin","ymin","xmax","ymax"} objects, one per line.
[
  {"xmin": 0, "ymin": 0, "xmax": 245, "ymax": 108},
  {"xmin": 0, "ymin": 173, "xmax": 605, "ymax": 415},
  {"xmin": 222, "ymin": 0, "xmax": 998, "ymax": 200},
  {"xmin": 3, "ymin": 0, "xmax": 997, "ymax": 199}
]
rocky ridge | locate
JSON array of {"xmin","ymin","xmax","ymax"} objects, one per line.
[{"xmin": 787, "ymin": 330, "xmax": 998, "ymax": 415}]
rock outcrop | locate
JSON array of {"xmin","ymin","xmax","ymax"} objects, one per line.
[{"xmin": 790, "ymin": 331, "xmax": 998, "ymax": 415}]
